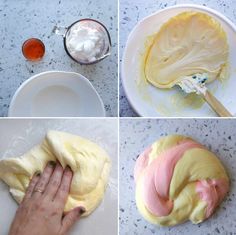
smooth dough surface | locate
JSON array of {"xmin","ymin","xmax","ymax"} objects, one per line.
[
  {"xmin": 134, "ymin": 135, "xmax": 229, "ymax": 226},
  {"xmin": 144, "ymin": 12, "xmax": 229, "ymax": 88},
  {"xmin": 0, "ymin": 130, "xmax": 111, "ymax": 216}
]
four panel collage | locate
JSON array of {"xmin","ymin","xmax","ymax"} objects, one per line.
[{"xmin": 0, "ymin": 0, "xmax": 236, "ymax": 235}]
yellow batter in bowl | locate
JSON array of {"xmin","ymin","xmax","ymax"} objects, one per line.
[{"xmin": 144, "ymin": 12, "xmax": 229, "ymax": 88}]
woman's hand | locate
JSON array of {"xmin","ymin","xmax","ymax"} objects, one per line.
[{"xmin": 9, "ymin": 161, "xmax": 85, "ymax": 235}]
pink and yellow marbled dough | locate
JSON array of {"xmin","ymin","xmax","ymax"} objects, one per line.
[{"xmin": 134, "ymin": 135, "xmax": 229, "ymax": 226}]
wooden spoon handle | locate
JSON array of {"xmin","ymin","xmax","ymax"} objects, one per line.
[{"xmin": 204, "ymin": 90, "xmax": 233, "ymax": 117}]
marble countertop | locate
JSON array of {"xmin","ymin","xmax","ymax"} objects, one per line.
[
  {"xmin": 119, "ymin": 0, "xmax": 236, "ymax": 117},
  {"xmin": 120, "ymin": 119, "xmax": 236, "ymax": 234},
  {"xmin": 0, "ymin": 0, "xmax": 117, "ymax": 117}
]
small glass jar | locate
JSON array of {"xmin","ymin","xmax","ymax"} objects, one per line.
[{"xmin": 22, "ymin": 38, "xmax": 45, "ymax": 61}]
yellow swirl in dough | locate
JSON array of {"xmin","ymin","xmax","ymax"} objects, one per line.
[{"xmin": 144, "ymin": 12, "xmax": 229, "ymax": 88}]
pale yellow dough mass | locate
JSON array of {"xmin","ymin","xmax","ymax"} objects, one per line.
[
  {"xmin": 0, "ymin": 131, "xmax": 111, "ymax": 216},
  {"xmin": 144, "ymin": 12, "xmax": 229, "ymax": 88}
]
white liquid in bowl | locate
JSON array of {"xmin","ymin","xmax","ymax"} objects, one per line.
[{"xmin": 32, "ymin": 86, "xmax": 80, "ymax": 117}]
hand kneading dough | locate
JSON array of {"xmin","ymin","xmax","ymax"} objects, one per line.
[
  {"xmin": 144, "ymin": 12, "xmax": 229, "ymax": 88},
  {"xmin": 134, "ymin": 135, "xmax": 229, "ymax": 226},
  {"xmin": 0, "ymin": 130, "xmax": 111, "ymax": 216}
]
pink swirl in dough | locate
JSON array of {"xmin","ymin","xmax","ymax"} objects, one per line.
[
  {"xmin": 196, "ymin": 179, "xmax": 229, "ymax": 218},
  {"xmin": 134, "ymin": 139, "xmax": 229, "ymax": 218},
  {"xmin": 134, "ymin": 146, "xmax": 152, "ymax": 182}
]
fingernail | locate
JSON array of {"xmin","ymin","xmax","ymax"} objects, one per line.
[
  {"xmin": 35, "ymin": 171, "xmax": 41, "ymax": 177},
  {"xmin": 78, "ymin": 207, "xmax": 86, "ymax": 215},
  {"xmin": 48, "ymin": 161, "xmax": 56, "ymax": 168}
]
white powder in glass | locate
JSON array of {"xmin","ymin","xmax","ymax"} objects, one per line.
[{"xmin": 66, "ymin": 24, "xmax": 105, "ymax": 63}]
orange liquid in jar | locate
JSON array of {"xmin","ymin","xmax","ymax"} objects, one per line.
[{"xmin": 22, "ymin": 38, "xmax": 45, "ymax": 61}]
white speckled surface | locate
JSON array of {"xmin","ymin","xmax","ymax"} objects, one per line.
[
  {"xmin": 119, "ymin": 0, "xmax": 236, "ymax": 117},
  {"xmin": 0, "ymin": 0, "xmax": 117, "ymax": 117},
  {"xmin": 120, "ymin": 119, "xmax": 236, "ymax": 235}
]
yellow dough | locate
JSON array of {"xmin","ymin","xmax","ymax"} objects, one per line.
[
  {"xmin": 0, "ymin": 130, "xmax": 111, "ymax": 216},
  {"xmin": 134, "ymin": 135, "xmax": 229, "ymax": 226},
  {"xmin": 144, "ymin": 12, "xmax": 229, "ymax": 88}
]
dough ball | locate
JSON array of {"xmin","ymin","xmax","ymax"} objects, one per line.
[
  {"xmin": 134, "ymin": 135, "xmax": 229, "ymax": 226},
  {"xmin": 0, "ymin": 130, "xmax": 111, "ymax": 216},
  {"xmin": 144, "ymin": 12, "xmax": 229, "ymax": 88}
]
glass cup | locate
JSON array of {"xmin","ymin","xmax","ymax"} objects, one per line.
[
  {"xmin": 53, "ymin": 19, "xmax": 111, "ymax": 65},
  {"xmin": 22, "ymin": 38, "xmax": 45, "ymax": 61}
]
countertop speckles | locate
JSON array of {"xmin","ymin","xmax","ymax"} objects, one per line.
[
  {"xmin": 119, "ymin": 0, "xmax": 236, "ymax": 117},
  {"xmin": 120, "ymin": 119, "xmax": 236, "ymax": 235},
  {"xmin": 0, "ymin": 0, "xmax": 117, "ymax": 117}
]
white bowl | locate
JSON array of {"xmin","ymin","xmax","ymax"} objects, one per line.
[
  {"xmin": 122, "ymin": 4, "xmax": 236, "ymax": 117},
  {"xmin": 8, "ymin": 71, "xmax": 105, "ymax": 117}
]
